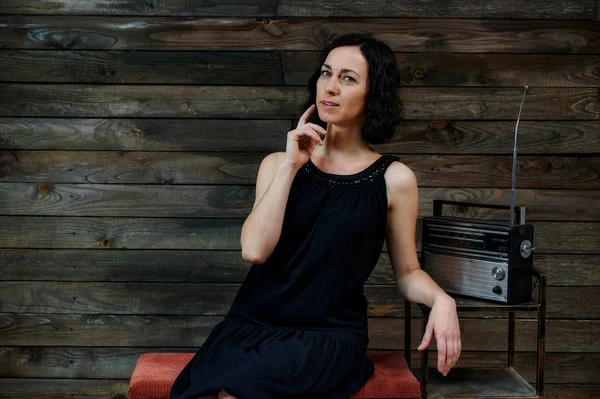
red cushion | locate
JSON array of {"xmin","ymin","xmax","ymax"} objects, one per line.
[
  {"xmin": 351, "ymin": 353, "xmax": 421, "ymax": 398},
  {"xmin": 128, "ymin": 352, "xmax": 420, "ymax": 399}
]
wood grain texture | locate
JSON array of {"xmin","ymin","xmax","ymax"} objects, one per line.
[
  {"xmin": 1, "ymin": 314, "xmax": 598, "ymax": 353},
  {"xmin": 0, "ymin": 217, "xmax": 598, "ymax": 253},
  {"xmin": 0, "ymin": 216, "xmax": 244, "ymax": 250},
  {"xmin": 0, "ymin": 347, "xmax": 597, "ymax": 384},
  {"xmin": 0, "ymin": 380, "xmax": 596, "ymax": 399},
  {"xmin": 0, "ymin": 118, "xmax": 292, "ymax": 152},
  {"xmin": 0, "ymin": 0, "xmax": 594, "ymax": 19},
  {"xmin": 0, "ymin": 4, "xmax": 597, "ymax": 396},
  {"xmin": 400, "ymin": 155, "xmax": 600, "ymax": 189},
  {"xmin": 276, "ymin": 0, "xmax": 597, "ymax": 19},
  {"xmin": 0, "ymin": 85, "xmax": 305, "ymax": 119},
  {"xmin": 543, "ymin": 385, "xmax": 600, "ymax": 399},
  {"xmin": 378, "ymin": 120, "xmax": 600, "ymax": 155},
  {"xmin": 0, "ymin": 249, "xmax": 254, "ymax": 283},
  {"xmin": 2, "ymin": 249, "xmax": 598, "ymax": 286},
  {"xmin": 1, "ymin": 17, "xmax": 599, "ymax": 53},
  {"xmin": 2, "ymin": 183, "xmax": 600, "ymax": 221},
  {"xmin": 0, "ymin": 151, "xmax": 263, "ymax": 185},
  {"xmin": 0, "ymin": 184, "xmax": 255, "ymax": 218},
  {"xmin": 1, "ymin": 85, "xmax": 599, "ymax": 120},
  {"xmin": 2, "ymin": 152, "xmax": 600, "ymax": 189},
  {"xmin": 4, "ymin": 51, "xmax": 600, "ymax": 87},
  {"xmin": 2, "ymin": 118, "xmax": 600, "ymax": 154},
  {"xmin": 0, "ymin": 50, "xmax": 283, "ymax": 84},
  {"xmin": 398, "ymin": 87, "xmax": 600, "ymax": 120},
  {"xmin": 0, "ymin": 0, "xmax": 278, "ymax": 16},
  {"xmin": 283, "ymin": 52, "xmax": 600, "ymax": 87},
  {"xmin": 0, "ymin": 282, "xmax": 597, "ymax": 318},
  {"xmin": 0, "ymin": 378, "xmax": 129, "ymax": 399}
]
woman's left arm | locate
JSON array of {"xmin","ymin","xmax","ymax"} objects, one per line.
[{"xmin": 385, "ymin": 162, "xmax": 461, "ymax": 376}]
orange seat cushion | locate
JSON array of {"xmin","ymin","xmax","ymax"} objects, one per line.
[{"xmin": 128, "ymin": 352, "xmax": 420, "ymax": 399}]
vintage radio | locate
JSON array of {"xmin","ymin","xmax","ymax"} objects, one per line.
[
  {"xmin": 421, "ymin": 86, "xmax": 535, "ymax": 304},
  {"xmin": 421, "ymin": 201, "xmax": 534, "ymax": 304}
]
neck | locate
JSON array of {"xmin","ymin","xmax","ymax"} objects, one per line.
[{"xmin": 313, "ymin": 122, "xmax": 374, "ymax": 160}]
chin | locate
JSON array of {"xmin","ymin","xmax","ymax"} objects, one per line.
[{"xmin": 316, "ymin": 110, "xmax": 338, "ymax": 124}]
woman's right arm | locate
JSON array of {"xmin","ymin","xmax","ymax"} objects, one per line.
[
  {"xmin": 240, "ymin": 152, "xmax": 298, "ymax": 264},
  {"xmin": 240, "ymin": 104, "xmax": 326, "ymax": 264}
]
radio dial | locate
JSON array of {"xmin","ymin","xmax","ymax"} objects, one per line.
[
  {"xmin": 520, "ymin": 240, "xmax": 533, "ymax": 258},
  {"xmin": 492, "ymin": 266, "xmax": 505, "ymax": 281}
]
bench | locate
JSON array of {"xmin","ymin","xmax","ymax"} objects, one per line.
[
  {"xmin": 129, "ymin": 301, "xmax": 421, "ymax": 399},
  {"xmin": 128, "ymin": 352, "xmax": 421, "ymax": 399}
]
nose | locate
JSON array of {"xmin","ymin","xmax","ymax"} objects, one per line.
[{"xmin": 325, "ymin": 77, "xmax": 339, "ymax": 95}]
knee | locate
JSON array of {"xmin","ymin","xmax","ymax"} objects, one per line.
[{"xmin": 218, "ymin": 389, "xmax": 238, "ymax": 399}]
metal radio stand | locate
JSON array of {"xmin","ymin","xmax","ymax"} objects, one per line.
[{"xmin": 407, "ymin": 268, "xmax": 546, "ymax": 399}]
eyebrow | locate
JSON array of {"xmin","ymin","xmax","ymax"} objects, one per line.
[{"xmin": 322, "ymin": 63, "xmax": 360, "ymax": 77}]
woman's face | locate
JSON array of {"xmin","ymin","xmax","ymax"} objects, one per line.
[{"xmin": 315, "ymin": 45, "xmax": 369, "ymax": 127}]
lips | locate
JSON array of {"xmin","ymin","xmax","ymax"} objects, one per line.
[{"xmin": 321, "ymin": 101, "xmax": 339, "ymax": 106}]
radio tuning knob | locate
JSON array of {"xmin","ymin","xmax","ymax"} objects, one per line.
[
  {"xmin": 492, "ymin": 285, "xmax": 502, "ymax": 295},
  {"xmin": 520, "ymin": 240, "xmax": 534, "ymax": 258},
  {"xmin": 492, "ymin": 266, "xmax": 506, "ymax": 281}
]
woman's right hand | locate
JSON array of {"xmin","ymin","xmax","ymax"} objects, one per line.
[{"xmin": 284, "ymin": 104, "xmax": 328, "ymax": 169}]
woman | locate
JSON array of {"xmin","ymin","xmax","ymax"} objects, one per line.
[{"xmin": 170, "ymin": 33, "xmax": 461, "ymax": 399}]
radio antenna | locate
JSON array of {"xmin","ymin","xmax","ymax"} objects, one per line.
[{"xmin": 509, "ymin": 85, "xmax": 528, "ymax": 227}]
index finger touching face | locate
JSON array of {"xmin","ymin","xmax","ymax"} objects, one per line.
[{"xmin": 298, "ymin": 104, "xmax": 316, "ymax": 127}]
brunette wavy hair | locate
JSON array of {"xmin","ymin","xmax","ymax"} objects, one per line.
[{"xmin": 301, "ymin": 33, "xmax": 403, "ymax": 145}]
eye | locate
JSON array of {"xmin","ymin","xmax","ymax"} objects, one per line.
[
  {"xmin": 320, "ymin": 70, "xmax": 331, "ymax": 77},
  {"xmin": 342, "ymin": 76, "xmax": 356, "ymax": 83}
]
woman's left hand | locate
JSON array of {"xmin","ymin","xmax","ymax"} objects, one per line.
[{"xmin": 417, "ymin": 294, "xmax": 461, "ymax": 376}]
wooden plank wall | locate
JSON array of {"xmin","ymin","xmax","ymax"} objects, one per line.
[{"xmin": 0, "ymin": 1, "xmax": 599, "ymax": 398}]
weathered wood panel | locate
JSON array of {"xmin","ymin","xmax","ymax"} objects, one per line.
[
  {"xmin": 0, "ymin": 5, "xmax": 597, "ymax": 399},
  {"xmin": 1, "ymin": 314, "xmax": 598, "ymax": 353},
  {"xmin": 0, "ymin": 50, "xmax": 283, "ymax": 84},
  {"xmin": 0, "ymin": 217, "xmax": 244, "ymax": 250},
  {"xmin": 1, "ymin": 17, "xmax": 599, "ymax": 53},
  {"xmin": 0, "ymin": 152, "xmax": 262, "ymax": 185},
  {"xmin": 0, "ymin": 217, "xmax": 598, "ymax": 253},
  {"xmin": 4, "ymin": 51, "xmax": 600, "ymax": 87},
  {"xmin": 0, "ymin": 85, "xmax": 304, "ymax": 119},
  {"xmin": 1, "ymin": 347, "xmax": 597, "ymax": 384},
  {"xmin": 282, "ymin": 52, "xmax": 600, "ymax": 87},
  {"xmin": 0, "ymin": 0, "xmax": 279, "ymax": 16},
  {"xmin": 401, "ymin": 155, "xmax": 600, "ymax": 189},
  {"xmin": 0, "ymin": 283, "xmax": 597, "ymax": 318},
  {"xmin": 2, "ymin": 183, "xmax": 599, "ymax": 221},
  {"xmin": 2, "ymin": 119, "xmax": 600, "ymax": 154},
  {"xmin": 0, "ymin": 249, "xmax": 254, "ymax": 283},
  {"xmin": 0, "ymin": 184, "xmax": 255, "ymax": 218},
  {"xmin": 0, "ymin": 378, "xmax": 129, "ymax": 399},
  {"xmin": 544, "ymin": 385, "xmax": 600, "ymax": 399},
  {"xmin": 1, "ymin": 85, "xmax": 599, "ymax": 120},
  {"xmin": 379, "ymin": 120, "xmax": 600, "ymax": 155},
  {"xmin": 1, "ymin": 0, "xmax": 595, "ymax": 19},
  {"xmin": 276, "ymin": 0, "xmax": 597, "ymax": 19},
  {"xmin": 0, "ymin": 346, "xmax": 151, "ymax": 379},
  {"xmin": 1, "ymin": 250, "xmax": 598, "ymax": 286},
  {"xmin": 0, "ymin": 380, "xmax": 597, "ymax": 399},
  {"xmin": 0, "ymin": 118, "xmax": 293, "ymax": 152},
  {"xmin": 3, "ymin": 152, "xmax": 600, "ymax": 189}
]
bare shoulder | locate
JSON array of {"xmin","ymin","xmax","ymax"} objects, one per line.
[
  {"xmin": 259, "ymin": 151, "xmax": 287, "ymax": 172},
  {"xmin": 384, "ymin": 161, "xmax": 418, "ymax": 209},
  {"xmin": 384, "ymin": 161, "xmax": 418, "ymax": 191}
]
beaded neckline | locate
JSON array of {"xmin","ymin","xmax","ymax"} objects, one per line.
[{"xmin": 302, "ymin": 155, "xmax": 396, "ymax": 188}]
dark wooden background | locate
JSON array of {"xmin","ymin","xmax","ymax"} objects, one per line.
[{"xmin": 1, "ymin": 1, "xmax": 599, "ymax": 398}]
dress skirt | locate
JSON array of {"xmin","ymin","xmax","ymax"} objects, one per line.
[{"xmin": 169, "ymin": 316, "xmax": 375, "ymax": 399}]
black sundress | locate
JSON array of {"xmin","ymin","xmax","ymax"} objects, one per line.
[{"xmin": 170, "ymin": 155, "xmax": 399, "ymax": 399}]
